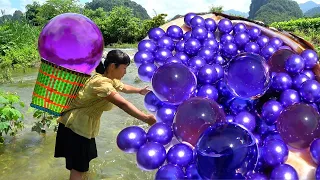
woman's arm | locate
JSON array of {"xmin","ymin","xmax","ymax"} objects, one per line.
[
  {"xmin": 105, "ymin": 92, "xmax": 156, "ymax": 125},
  {"xmin": 121, "ymin": 84, "xmax": 150, "ymax": 95}
]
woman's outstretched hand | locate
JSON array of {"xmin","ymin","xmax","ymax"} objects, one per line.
[
  {"xmin": 139, "ymin": 86, "xmax": 151, "ymax": 95},
  {"xmin": 145, "ymin": 114, "xmax": 156, "ymax": 126}
]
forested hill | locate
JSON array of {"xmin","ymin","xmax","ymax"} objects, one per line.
[{"xmin": 85, "ymin": 0, "xmax": 150, "ymax": 20}]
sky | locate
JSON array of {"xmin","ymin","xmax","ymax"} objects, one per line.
[{"xmin": 1, "ymin": 0, "xmax": 320, "ymax": 19}]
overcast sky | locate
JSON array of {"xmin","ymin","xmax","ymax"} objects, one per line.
[{"xmin": 2, "ymin": 0, "xmax": 320, "ymax": 19}]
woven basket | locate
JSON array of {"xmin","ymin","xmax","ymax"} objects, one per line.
[{"xmin": 30, "ymin": 59, "xmax": 90, "ymax": 116}]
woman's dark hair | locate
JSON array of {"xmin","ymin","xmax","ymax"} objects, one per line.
[{"xmin": 95, "ymin": 50, "xmax": 131, "ymax": 74}]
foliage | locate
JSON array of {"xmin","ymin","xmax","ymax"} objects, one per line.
[
  {"xmin": 254, "ymin": 0, "xmax": 303, "ymax": 24},
  {"xmin": 85, "ymin": 0, "xmax": 150, "ymax": 20},
  {"xmin": 0, "ymin": 91, "xmax": 24, "ymax": 143},
  {"xmin": 209, "ymin": 5, "xmax": 224, "ymax": 13},
  {"xmin": 248, "ymin": 0, "xmax": 269, "ymax": 19},
  {"xmin": 26, "ymin": 0, "xmax": 83, "ymax": 26},
  {"xmin": 31, "ymin": 109, "xmax": 58, "ymax": 134}
]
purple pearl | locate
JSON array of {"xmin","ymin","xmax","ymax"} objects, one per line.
[
  {"xmin": 138, "ymin": 39, "xmax": 157, "ymax": 52},
  {"xmin": 157, "ymin": 36, "xmax": 174, "ymax": 51},
  {"xmin": 156, "ymin": 104, "xmax": 177, "ymax": 125},
  {"xmin": 198, "ymin": 64, "xmax": 218, "ymax": 84},
  {"xmin": 234, "ymin": 111, "xmax": 256, "ymax": 132},
  {"xmin": 233, "ymin": 23, "xmax": 247, "ymax": 33},
  {"xmin": 154, "ymin": 48, "xmax": 173, "ymax": 66},
  {"xmin": 134, "ymin": 51, "xmax": 154, "ymax": 67},
  {"xmin": 190, "ymin": 15, "xmax": 205, "ymax": 27},
  {"xmin": 301, "ymin": 49, "xmax": 318, "ymax": 69},
  {"xmin": 207, "ymin": 31, "xmax": 214, "ymax": 39},
  {"xmin": 191, "ymin": 26, "xmax": 208, "ymax": 41},
  {"xmin": 188, "ymin": 56, "xmax": 206, "ymax": 72},
  {"xmin": 197, "ymin": 85, "xmax": 219, "ymax": 101},
  {"xmin": 117, "ymin": 126, "xmax": 147, "ymax": 153},
  {"xmin": 202, "ymin": 38, "xmax": 219, "ymax": 52},
  {"xmin": 183, "ymin": 31, "xmax": 192, "ymax": 40},
  {"xmin": 268, "ymin": 37, "xmax": 283, "ymax": 49},
  {"xmin": 260, "ymin": 45, "xmax": 276, "ymax": 60},
  {"xmin": 221, "ymin": 42, "xmax": 238, "ymax": 59},
  {"xmin": 234, "ymin": 32, "xmax": 250, "ymax": 48},
  {"xmin": 198, "ymin": 47, "xmax": 215, "ymax": 64},
  {"xmin": 285, "ymin": 54, "xmax": 305, "ymax": 74},
  {"xmin": 155, "ymin": 164, "xmax": 185, "ymax": 180},
  {"xmin": 262, "ymin": 139, "xmax": 288, "ymax": 167},
  {"xmin": 292, "ymin": 74, "xmax": 310, "ymax": 90},
  {"xmin": 220, "ymin": 33, "xmax": 234, "ymax": 44},
  {"xmin": 272, "ymin": 72, "xmax": 292, "ymax": 91},
  {"xmin": 138, "ymin": 63, "xmax": 157, "ymax": 82},
  {"xmin": 244, "ymin": 42, "xmax": 260, "ymax": 54},
  {"xmin": 263, "ymin": 131, "xmax": 283, "ymax": 145},
  {"xmin": 300, "ymin": 80, "xmax": 320, "ymax": 103},
  {"xmin": 167, "ymin": 143, "xmax": 194, "ymax": 167},
  {"xmin": 205, "ymin": 18, "xmax": 217, "ymax": 32},
  {"xmin": 175, "ymin": 52, "xmax": 189, "ymax": 65},
  {"xmin": 184, "ymin": 13, "xmax": 197, "ymax": 27},
  {"xmin": 261, "ymin": 100, "xmax": 283, "ymax": 125},
  {"xmin": 280, "ymin": 89, "xmax": 300, "ymax": 108},
  {"xmin": 302, "ymin": 70, "xmax": 315, "ymax": 80},
  {"xmin": 184, "ymin": 38, "xmax": 201, "ymax": 56},
  {"xmin": 310, "ymin": 138, "xmax": 320, "ymax": 164},
  {"xmin": 147, "ymin": 122, "xmax": 173, "ymax": 145},
  {"xmin": 218, "ymin": 18, "xmax": 233, "ymax": 34},
  {"xmin": 212, "ymin": 54, "xmax": 228, "ymax": 65},
  {"xmin": 166, "ymin": 25, "xmax": 183, "ymax": 41},
  {"xmin": 148, "ymin": 27, "xmax": 165, "ymax": 41},
  {"xmin": 248, "ymin": 27, "xmax": 261, "ymax": 40},
  {"xmin": 175, "ymin": 40, "xmax": 185, "ymax": 52},
  {"xmin": 270, "ymin": 164, "xmax": 298, "ymax": 180},
  {"xmin": 257, "ymin": 35, "xmax": 269, "ymax": 47}
]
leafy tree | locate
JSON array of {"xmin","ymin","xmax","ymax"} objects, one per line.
[
  {"xmin": 248, "ymin": 0, "xmax": 269, "ymax": 19},
  {"xmin": 25, "ymin": 1, "xmax": 41, "ymax": 26},
  {"xmin": 85, "ymin": 0, "xmax": 150, "ymax": 20},
  {"xmin": 254, "ymin": 0, "xmax": 303, "ymax": 24},
  {"xmin": 209, "ymin": 5, "xmax": 224, "ymax": 13}
]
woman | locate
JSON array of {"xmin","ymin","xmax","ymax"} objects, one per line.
[{"xmin": 54, "ymin": 50, "xmax": 156, "ymax": 180}]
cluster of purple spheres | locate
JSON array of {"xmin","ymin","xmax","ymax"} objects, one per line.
[{"xmin": 118, "ymin": 12, "xmax": 320, "ymax": 179}]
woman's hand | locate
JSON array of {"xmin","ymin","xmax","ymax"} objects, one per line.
[
  {"xmin": 145, "ymin": 114, "xmax": 156, "ymax": 126},
  {"xmin": 139, "ymin": 86, "xmax": 151, "ymax": 95}
]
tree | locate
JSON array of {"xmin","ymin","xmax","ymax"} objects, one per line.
[
  {"xmin": 85, "ymin": 0, "xmax": 150, "ymax": 20},
  {"xmin": 248, "ymin": 0, "xmax": 269, "ymax": 19},
  {"xmin": 209, "ymin": 5, "xmax": 223, "ymax": 13},
  {"xmin": 254, "ymin": 0, "xmax": 303, "ymax": 24},
  {"xmin": 25, "ymin": 1, "xmax": 41, "ymax": 25}
]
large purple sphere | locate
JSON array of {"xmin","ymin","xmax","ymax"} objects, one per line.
[
  {"xmin": 277, "ymin": 103, "xmax": 320, "ymax": 149},
  {"xmin": 225, "ymin": 53, "xmax": 271, "ymax": 99},
  {"xmin": 152, "ymin": 63, "xmax": 197, "ymax": 105},
  {"xmin": 38, "ymin": 13, "xmax": 104, "ymax": 75}
]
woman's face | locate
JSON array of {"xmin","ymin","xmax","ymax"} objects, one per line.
[{"xmin": 110, "ymin": 64, "xmax": 127, "ymax": 80}]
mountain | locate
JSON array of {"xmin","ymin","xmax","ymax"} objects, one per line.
[
  {"xmin": 223, "ymin": 9, "xmax": 249, "ymax": 17},
  {"xmin": 299, "ymin": 1, "xmax": 319, "ymax": 13},
  {"xmin": 305, "ymin": 6, "xmax": 320, "ymax": 17}
]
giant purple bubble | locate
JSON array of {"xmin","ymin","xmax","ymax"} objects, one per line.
[
  {"xmin": 173, "ymin": 97, "xmax": 225, "ymax": 146},
  {"xmin": 152, "ymin": 63, "xmax": 197, "ymax": 105},
  {"xmin": 277, "ymin": 103, "xmax": 320, "ymax": 149},
  {"xmin": 38, "ymin": 13, "xmax": 104, "ymax": 75},
  {"xmin": 225, "ymin": 53, "xmax": 271, "ymax": 99}
]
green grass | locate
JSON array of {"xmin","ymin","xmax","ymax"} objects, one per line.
[{"xmin": 106, "ymin": 42, "xmax": 138, "ymax": 48}]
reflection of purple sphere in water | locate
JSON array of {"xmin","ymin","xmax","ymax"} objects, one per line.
[{"xmin": 38, "ymin": 13, "xmax": 104, "ymax": 75}]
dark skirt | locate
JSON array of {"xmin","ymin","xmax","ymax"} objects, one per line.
[{"xmin": 54, "ymin": 123, "xmax": 97, "ymax": 172}]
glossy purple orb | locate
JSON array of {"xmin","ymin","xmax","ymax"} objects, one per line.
[
  {"xmin": 271, "ymin": 73, "xmax": 292, "ymax": 92},
  {"xmin": 136, "ymin": 142, "xmax": 166, "ymax": 170},
  {"xmin": 244, "ymin": 42, "xmax": 260, "ymax": 54},
  {"xmin": 148, "ymin": 27, "xmax": 165, "ymax": 41},
  {"xmin": 167, "ymin": 143, "xmax": 194, "ymax": 167},
  {"xmin": 301, "ymin": 49, "xmax": 318, "ymax": 69},
  {"xmin": 147, "ymin": 122, "xmax": 173, "ymax": 145},
  {"xmin": 166, "ymin": 25, "xmax": 183, "ymax": 41},
  {"xmin": 270, "ymin": 164, "xmax": 298, "ymax": 180},
  {"xmin": 184, "ymin": 38, "xmax": 202, "ymax": 56},
  {"xmin": 279, "ymin": 89, "xmax": 300, "ymax": 108},
  {"xmin": 197, "ymin": 85, "xmax": 219, "ymax": 101},
  {"xmin": 155, "ymin": 164, "xmax": 185, "ymax": 180},
  {"xmin": 234, "ymin": 111, "xmax": 256, "ymax": 132},
  {"xmin": 262, "ymin": 139, "xmax": 288, "ymax": 166},
  {"xmin": 233, "ymin": 23, "xmax": 247, "ymax": 33},
  {"xmin": 138, "ymin": 39, "xmax": 157, "ymax": 52},
  {"xmin": 261, "ymin": 100, "xmax": 283, "ymax": 125},
  {"xmin": 38, "ymin": 13, "xmax": 104, "ymax": 75},
  {"xmin": 116, "ymin": 126, "xmax": 147, "ymax": 153},
  {"xmin": 190, "ymin": 15, "xmax": 205, "ymax": 27},
  {"xmin": 134, "ymin": 51, "xmax": 154, "ymax": 67},
  {"xmin": 277, "ymin": 103, "xmax": 320, "ymax": 149},
  {"xmin": 157, "ymin": 36, "xmax": 174, "ymax": 51},
  {"xmin": 285, "ymin": 54, "xmax": 305, "ymax": 74},
  {"xmin": 310, "ymin": 138, "xmax": 320, "ymax": 164},
  {"xmin": 293, "ymin": 74, "xmax": 310, "ymax": 89},
  {"xmin": 138, "ymin": 63, "xmax": 157, "ymax": 82},
  {"xmin": 218, "ymin": 18, "xmax": 233, "ymax": 34},
  {"xmin": 257, "ymin": 35, "xmax": 269, "ymax": 47},
  {"xmin": 248, "ymin": 27, "xmax": 261, "ymax": 40},
  {"xmin": 184, "ymin": 13, "xmax": 197, "ymax": 27},
  {"xmin": 300, "ymin": 80, "xmax": 320, "ymax": 103},
  {"xmin": 205, "ymin": 18, "xmax": 217, "ymax": 32}
]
